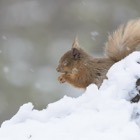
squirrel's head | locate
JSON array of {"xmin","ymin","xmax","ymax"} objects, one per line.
[{"xmin": 56, "ymin": 37, "xmax": 90, "ymax": 74}]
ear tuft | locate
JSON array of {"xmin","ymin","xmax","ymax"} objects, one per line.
[{"xmin": 72, "ymin": 36, "xmax": 80, "ymax": 49}]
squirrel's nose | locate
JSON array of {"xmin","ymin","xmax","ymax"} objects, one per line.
[{"xmin": 56, "ymin": 67, "xmax": 60, "ymax": 72}]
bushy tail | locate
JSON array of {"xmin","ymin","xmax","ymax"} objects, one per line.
[{"xmin": 105, "ymin": 19, "xmax": 140, "ymax": 62}]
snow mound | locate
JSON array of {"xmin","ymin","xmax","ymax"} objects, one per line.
[{"xmin": 0, "ymin": 52, "xmax": 140, "ymax": 140}]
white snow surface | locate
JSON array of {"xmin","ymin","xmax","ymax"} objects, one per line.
[{"xmin": 0, "ymin": 52, "xmax": 140, "ymax": 140}]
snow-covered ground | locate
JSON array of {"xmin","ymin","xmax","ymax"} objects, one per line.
[{"xmin": 0, "ymin": 52, "xmax": 140, "ymax": 140}]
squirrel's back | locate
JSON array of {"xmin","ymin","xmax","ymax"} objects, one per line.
[{"xmin": 105, "ymin": 19, "xmax": 140, "ymax": 62}]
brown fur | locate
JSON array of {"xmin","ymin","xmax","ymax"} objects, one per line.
[{"xmin": 56, "ymin": 19, "xmax": 140, "ymax": 89}]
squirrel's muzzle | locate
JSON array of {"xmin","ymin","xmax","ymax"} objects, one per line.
[
  {"xmin": 56, "ymin": 65, "xmax": 63, "ymax": 72},
  {"xmin": 56, "ymin": 66, "xmax": 60, "ymax": 72}
]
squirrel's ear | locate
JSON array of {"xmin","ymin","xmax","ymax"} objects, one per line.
[
  {"xmin": 72, "ymin": 48, "xmax": 80, "ymax": 59},
  {"xmin": 72, "ymin": 36, "xmax": 81, "ymax": 59},
  {"xmin": 72, "ymin": 36, "xmax": 80, "ymax": 49}
]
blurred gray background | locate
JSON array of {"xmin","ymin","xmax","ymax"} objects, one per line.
[{"xmin": 0, "ymin": 0, "xmax": 140, "ymax": 124}]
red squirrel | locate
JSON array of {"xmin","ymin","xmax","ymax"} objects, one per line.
[{"xmin": 56, "ymin": 19, "xmax": 140, "ymax": 89}]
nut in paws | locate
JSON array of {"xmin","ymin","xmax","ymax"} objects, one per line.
[{"xmin": 58, "ymin": 75, "xmax": 66, "ymax": 83}]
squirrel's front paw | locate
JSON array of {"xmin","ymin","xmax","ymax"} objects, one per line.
[{"xmin": 58, "ymin": 75, "xmax": 66, "ymax": 83}]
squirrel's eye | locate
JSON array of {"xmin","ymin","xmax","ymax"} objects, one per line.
[{"xmin": 63, "ymin": 60, "xmax": 68, "ymax": 66}]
